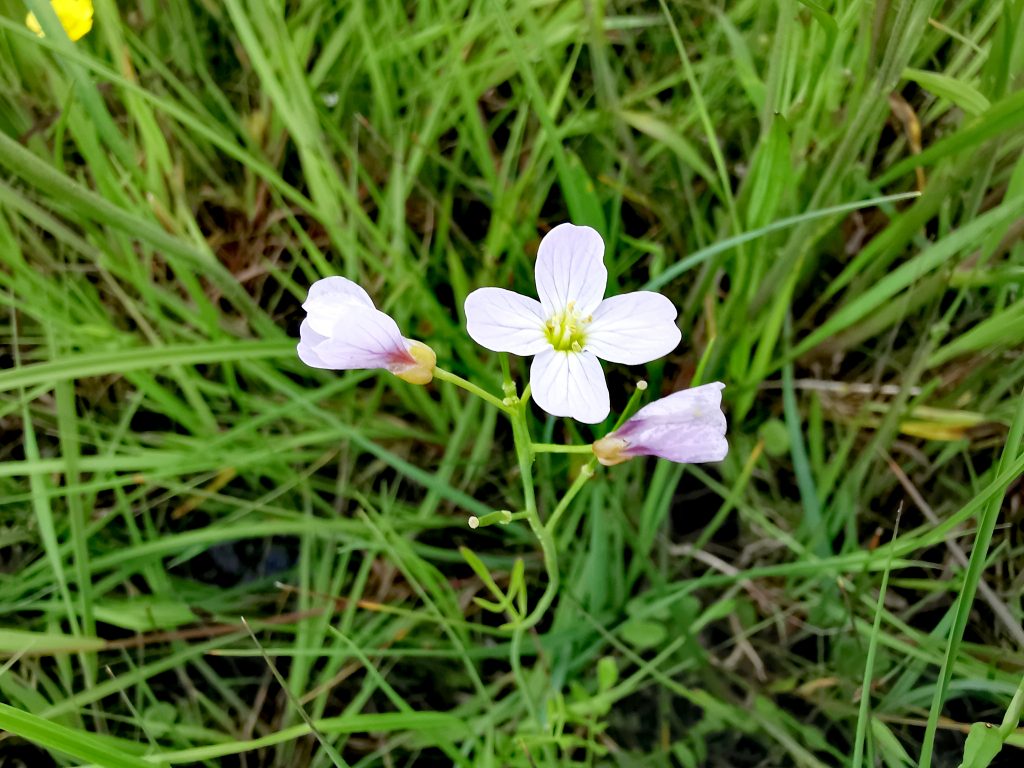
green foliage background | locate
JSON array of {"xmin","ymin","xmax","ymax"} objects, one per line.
[{"xmin": 1, "ymin": 0, "xmax": 1023, "ymax": 766}]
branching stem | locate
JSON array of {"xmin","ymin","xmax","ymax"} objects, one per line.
[{"xmin": 433, "ymin": 367, "xmax": 511, "ymax": 413}]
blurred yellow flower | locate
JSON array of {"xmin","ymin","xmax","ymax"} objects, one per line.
[{"xmin": 25, "ymin": 0, "xmax": 94, "ymax": 41}]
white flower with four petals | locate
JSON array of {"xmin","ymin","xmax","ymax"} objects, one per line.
[{"xmin": 464, "ymin": 223, "xmax": 682, "ymax": 423}]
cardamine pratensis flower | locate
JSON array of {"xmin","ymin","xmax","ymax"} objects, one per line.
[
  {"xmin": 592, "ymin": 382, "xmax": 728, "ymax": 466},
  {"xmin": 297, "ymin": 277, "xmax": 436, "ymax": 385},
  {"xmin": 464, "ymin": 223, "xmax": 681, "ymax": 423},
  {"xmin": 26, "ymin": 0, "xmax": 94, "ymax": 41}
]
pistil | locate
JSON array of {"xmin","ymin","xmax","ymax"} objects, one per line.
[{"xmin": 544, "ymin": 302, "xmax": 589, "ymax": 352}]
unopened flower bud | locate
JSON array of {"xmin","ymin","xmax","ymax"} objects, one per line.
[
  {"xmin": 297, "ymin": 277, "xmax": 436, "ymax": 387},
  {"xmin": 393, "ymin": 340, "xmax": 437, "ymax": 385},
  {"xmin": 592, "ymin": 436, "xmax": 632, "ymax": 466}
]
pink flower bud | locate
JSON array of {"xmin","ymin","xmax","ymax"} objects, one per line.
[
  {"xmin": 297, "ymin": 277, "xmax": 436, "ymax": 385},
  {"xmin": 593, "ymin": 383, "xmax": 728, "ymax": 466}
]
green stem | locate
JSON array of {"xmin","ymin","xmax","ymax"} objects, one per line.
[
  {"xmin": 468, "ymin": 510, "xmax": 528, "ymax": 528},
  {"xmin": 545, "ymin": 460, "xmax": 597, "ymax": 534},
  {"xmin": 433, "ymin": 367, "xmax": 510, "ymax": 413},
  {"xmin": 508, "ymin": 400, "xmax": 559, "ymax": 631},
  {"xmin": 531, "ymin": 442, "xmax": 593, "ymax": 454},
  {"xmin": 476, "ymin": 360, "xmax": 589, "ymax": 629},
  {"xmin": 611, "ymin": 380, "xmax": 649, "ymax": 431},
  {"xmin": 510, "ymin": 627, "xmax": 539, "ymax": 724}
]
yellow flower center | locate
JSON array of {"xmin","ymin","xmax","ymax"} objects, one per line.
[{"xmin": 544, "ymin": 301, "xmax": 590, "ymax": 353}]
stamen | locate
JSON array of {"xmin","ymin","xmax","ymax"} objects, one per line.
[{"xmin": 543, "ymin": 304, "xmax": 590, "ymax": 352}]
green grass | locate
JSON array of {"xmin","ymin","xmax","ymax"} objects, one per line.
[{"xmin": 1, "ymin": 0, "xmax": 1023, "ymax": 766}]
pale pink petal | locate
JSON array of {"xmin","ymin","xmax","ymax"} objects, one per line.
[
  {"xmin": 296, "ymin": 319, "xmax": 332, "ymax": 369},
  {"xmin": 534, "ymin": 223, "xmax": 608, "ymax": 316},
  {"xmin": 628, "ymin": 382, "xmax": 725, "ymax": 426},
  {"xmin": 622, "ymin": 422, "xmax": 728, "ymax": 463},
  {"xmin": 614, "ymin": 383, "xmax": 728, "ymax": 463},
  {"xmin": 530, "ymin": 349, "xmax": 610, "ymax": 423},
  {"xmin": 301, "ymin": 307, "xmax": 414, "ymax": 372},
  {"xmin": 303, "ymin": 276, "xmax": 376, "ymax": 335},
  {"xmin": 464, "ymin": 288, "xmax": 548, "ymax": 355},
  {"xmin": 585, "ymin": 292, "xmax": 681, "ymax": 365},
  {"xmin": 306, "ymin": 276, "xmax": 375, "ymax": 307}
]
